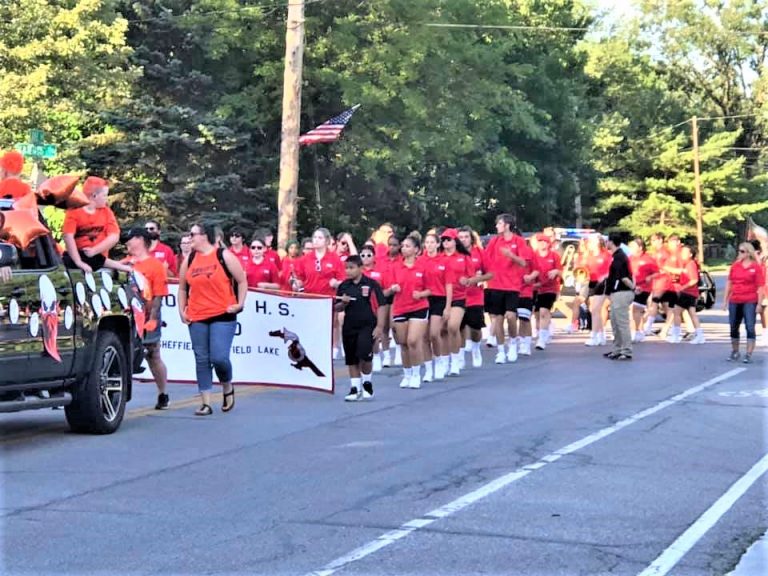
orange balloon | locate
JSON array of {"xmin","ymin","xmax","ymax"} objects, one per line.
[
  {"xmin": 65, "ymin": 187, "xmax": 90, "ymax": 209},
  {"xmin": 13, "ymin": 191, "xmax": 38, "ymax": 216},
  {"xmin": 0, "ymin": 209, "xmax": 49, "ymax": 249},
  {"xmin": 37, "ymin": 174, "xmax": 80, "ymax": 204}
]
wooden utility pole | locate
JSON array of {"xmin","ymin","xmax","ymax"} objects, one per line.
[
  {"xmin": 691, "ymin": 116, "xmax": 705, "ymax": 263},
  {"xmin": 276, "ymin": 0, "xmax": 305, "ymax": 251}
]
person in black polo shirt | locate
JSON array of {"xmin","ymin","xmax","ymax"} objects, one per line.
[
  {"xmin": 336, "ymin": 256, "xmax": 387, "ymax": 401},
  {"xmin": 604, "ymin": 233, "xmax": 636, "ymax": 360}
]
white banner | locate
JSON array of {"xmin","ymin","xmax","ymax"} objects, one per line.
[{"xmin": 138, "ymin": 284, "xmax": 334, "ymax": 393}]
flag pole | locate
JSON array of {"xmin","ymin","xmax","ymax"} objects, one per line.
[{"xmin": 277, "ymin": 0, "xmax": 305, "ymax": 252}]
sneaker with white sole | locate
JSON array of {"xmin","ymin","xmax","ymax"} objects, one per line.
[
  {"xmin": 487, "ymin": 335, "xmax": 498, "ymax": 348},
  {"xmin": 382, "ymin": 351, "xmax": 392, "ymax": 367},
  {"xmin": 495, "ymin": 349, "xmax": 506, "ymax": 364},
  {"xmin": 535, "ymin": 338, "xmax": 546, "ymax": 351},
  {"xmin": 472, "ymin": 347, "xmax": 483, "ymax": 367},
  {"xmin": 690, "ymin": 332, "xmax": 706, "ymax": 345},
  {"xmin": 464, "ymin": 339, "xmax": 473, "ymax": 352},
  {"xmin": 458, "ymin": 352, "xmax": 466, "ymax": 370},
  {"xmin": 585, "ymin": 334, "xmax": 599, "ymax": 347},
  {"xmin": 506, "ymin": 345, "xmax": 518, "ymax": 363},
  {"xmin": 519, "ymin": 339, "xmax": 531, "ymax": 356},
  {"xmin": 409, "ymin": 374, "xmax": 422, "ymax": 389},
  {"xmin": 362, "ymin": 381, "xmax": 374, "ymax": 399},
  {"xmin": 344, "ymin": 387, "xmax": 361, "ymax": 402},
  {"xmin": 372, "ymin": 354, "xmax": 383, "ymax": 372},
  {"xmin": 434, "ymin": 359, "xmax": 447, "ymax": 380},
  {"xmin": 399, "ymin": 374, "xmax": 410, "ymax": 388},
  {"xmin": 449, "ymin": 354, "xmax": 461, "ymax": 376},
  {"xmin": 423, "ymin": 362, "xmax": 434, "ymax": 383}
]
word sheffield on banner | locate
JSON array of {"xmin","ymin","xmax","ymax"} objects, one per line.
[{"xmin": 139, "ymin": 286, "xmax": 334, "ymax": 393}]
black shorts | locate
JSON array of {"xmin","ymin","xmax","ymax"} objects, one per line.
[
  {"xmin": 535, "ymin": 292, "xmax": 558, "ymax": 311},
  {"xmin": 63, "ymin": 251, "xmax": 106, "ymax": 271},
  {"xmin": 343, "ymin": 327, "xmax": 374, "ymax": 366},
  {"xmin": 653, "ymin": 291, "xmax": 678, "ymax": 307},
  {"xmin": 589, "ymin": 280, "xmax": 607, "ymax": 297},
  {"xmin": 633, "ymin": 292, "xmax": 651, "ymax": 308},
  {"xmin": 676, "ymin": 293, "xmax": 698, "ymax": 310},
  {"xmin": 450, "ymin": 299, "xmax": 466, "ymax": 309},
  {"xmin": 393, "ymin": 308, "xmax": 429, "ymax": 323},
  {"xmin": 428, "ymin": 296, "xmax": 447, "ymax": 317},
  {"xmin": 517, "ymin": 297, "xmax": 534, "ymax": 320},
  {"xmin": 461, "ymin": 306, "xmax": 486, "ymax": 330},
  {"xmin": 485, "ymin": 289, "xmax": 519, "ymax": 316}
]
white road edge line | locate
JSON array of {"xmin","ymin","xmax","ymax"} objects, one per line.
[
  {"xmin": 306, "ymin": 368, "xmax": 747, "ymax": 576},
  {"xmin": 638, "ymin": 451, "xmax": 768, "ymax": 576}
]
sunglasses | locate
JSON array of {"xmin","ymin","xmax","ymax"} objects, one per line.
[
  {"xmin": 441, "ymin": 237, "xmax": 454, "ymax": 242},
  {"xmin": 145, "ymin": 227, "xmax": 158, "ymax": 232},
  {"xmin": 251, "ymin": 245, "xmax": 264, "ymax": 250},
  {"xmin": 361, "ymin": 253, "xmax": 374, "ymax": 258}
]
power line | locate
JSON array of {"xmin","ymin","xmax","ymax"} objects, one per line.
[{"xmin": 425, "ymin": 23, "xmax": 590, "ymax": 32}]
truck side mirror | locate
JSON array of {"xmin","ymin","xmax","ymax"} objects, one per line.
[{"xmin": 0, "ymin": 242, "xmax": 19, "ymax": 267}]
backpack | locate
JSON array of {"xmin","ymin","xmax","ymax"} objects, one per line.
[{"xmin": 186, "ymin": 247, "xmax": 236, "ymax": 296}]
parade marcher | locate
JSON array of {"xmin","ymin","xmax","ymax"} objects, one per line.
[
  {"xmin": 646, "ymin": 232, "xmax": 673, "ymax": 337},
  {"xmin": 336, "ymin": 232, "xmax": 358, "ymax": 262},
  {"xmin": 483, "ymin": 214, "xmax": 526, "ymax": 364},
  {"xmin": 723, "ymin": 242, "xmax": 765, "ymax": 363},
  {"xmin": 336, "ymin": 256, "xmax": 387, "ymax": 401},
  {"xmin": 458, "ymin": 226, "xmax": 486, "ymax": 367},
  {"xmin": 262, "ymin": 227, "xmax": 281, "ymax": 268},
  {"xmin": 440, "ymin": 228, "xmax": 474, "ymax": 374},
  {"xmin": 227, "ymin": 227, "xmax": 252, "ymax": 271},
  {"xmin": 419, "ymin": 232, "xmax": 452, "ymax": 381},
  {"xmin": 628, "ymin": 238, "xmax": 659, "ymax": 342},
  {"xmin": 246, "ymin": 236, "xmax": 281, "ymax": 290},
  {"xmin": 604, "ymin": 234, "xmax": 635, "ymax": 360},
  {"xmin": 673, "ymin": 245, "xmax": 705, "ymax": 344},
  {"xmin": 516, "ymin": 236, "xmax": 536, "ymax": 356},
  {"xmin": 61, "ymin": 177, "xmax": 124, "ymax": 273},
  {"xmin": 176, "ymin": 233, "xmax": 193, "ymax": 274},
  {"xmin": 382, "ymin": 234, "xmax": 403, "ymax": 367},
  {"xmin": 390, "ymin": 235, "xmax": 431, "ymax": 388},
  {"xmin": 584, "ymin": 234, "xmax": 612, "ymax": 346},
  {"xmin": 178, "ymin": 222, "xmax": 248, "ymax": 416},
  {"xmin": 293, "ymin": 227, "xmax": 346, "ymax": 358},
  {"xmin": 661, "ymin": 234, "xmax": 686, "ymax": 342},
  {"xmin": 371, "ymin": 222, "xmax": 395, "ymax": 262},
  {"xmin": 0, "ymin": 151, "xmax": 32, "ymax": 200},
  {"xmin": 144, "ymin": 220, "xmax": 178, "ymax": 277},
  {"xmin": 124, "ymin": 228, "xmax": 170, "ymax": 410},
  {"xmin": 301, "ymin": 237, "xmax": 314, "ymax": 256},
  {"xmin": 359, "ymin": 245, "xmax": 393, "ymax": 372},
  {"xmin": 280, "ymin": 239, "xmax": 302, "ymax": 292},
  {"xmin": 532, "ymin": 234, "xmax": 562, "ymax": 350}
]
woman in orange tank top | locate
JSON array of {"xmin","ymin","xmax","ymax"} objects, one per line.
[{"xmin": 178, "ymin": 223, "xmax": 248, "ymax": 416}]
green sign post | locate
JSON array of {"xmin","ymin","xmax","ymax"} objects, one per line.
[{"xmin": 14, "ymin": 129, "xmax": 57, "ymax": 160}]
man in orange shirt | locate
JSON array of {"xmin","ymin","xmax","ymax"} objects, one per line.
[
  {"xmin": 0, "ymin": 151, "xmax": 32, "ymax": 200},
  {"xmin": 62, "ymin": 176, "xmax": 123, "ymax": 272},
  {"xmin": 124, "ymin": 227, "xmax": 171, "ymax": 410}
]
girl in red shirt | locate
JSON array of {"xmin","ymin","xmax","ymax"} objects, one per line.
[
  {"xmin": 531, "ymin": 235, "xmax": 562, "ymax": 350},
  {"xmin": 585, "ymin": 235, "xmax": 611, "ymax": 346},
  {"xmin": 440, "ymin": 228, "xmax": 474, "ymax": 375},
  {"xmin": 390, "ymin": 235, "xmax": 431, "ymax": 389},
  {"xmin": 419, "ymin": 233, "xmax": 452, "ymax": 381},
  {"xmin": 280, "ymin": 240, "xmax": 302, "ymax": 292},
  {"xmin": 246, "ymin": 237, "xmax": 281, "ymax": 290},
  {"xmin": 458, "ymin": 227, "xmax": 487, "ymax": 367},
  {"xmin": 360, "ymin": 244, "xmax": 392, "ymax": 372},
  {"xmin": 724, "ymin": 242, "xmax": 766, "ymax": 363},
  {"xmin": 672, "ymin": 245, "xmax": 705, "ymax": 344},
  {"xmin": 294, "ymin": 228, "xmax": 346, "ymax": 358}
]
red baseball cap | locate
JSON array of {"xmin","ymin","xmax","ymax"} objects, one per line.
[
  {"xmin": 82, "ymin": 176, "xmax": 109, "ymax": 197},
  {"xmin": 441, "ymin": 228, "xmax": 459, "ymax": 240}
]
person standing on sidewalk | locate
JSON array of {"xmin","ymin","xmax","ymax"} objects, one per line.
[
  {"xmin": 336, "ymin": 256, "xmax": 387, "ymax": 401},
  {"xmin": 604, "ymin": 234, "xmax": 635, "ymax": 360}
]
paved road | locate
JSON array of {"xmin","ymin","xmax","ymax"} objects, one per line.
[{"xmin": 2, "ymin": 279, "xmax": 766, "ymax": 576}]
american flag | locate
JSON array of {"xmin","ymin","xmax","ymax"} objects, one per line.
[{"xmin": 299, "ymin": 104, "xmax": 360, "ymax": 146}]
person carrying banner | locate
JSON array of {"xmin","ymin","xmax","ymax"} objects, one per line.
[
  {"xmin": 124, "ymin": 227, "xmax": 171, "ymax": 410},
  {"xmin": 336, "ymin": 256, "xmax": 387, "ymax": 401},
  {"xmin": 145, "ymin": 220, "xmax": 178, "ymax": 276},
  {"xmin": 178, "ymin": 222, "xmax": 248, "ymax": 416}
]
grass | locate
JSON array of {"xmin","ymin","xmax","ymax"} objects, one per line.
[{"xmin": 702, "ymin": 257, "xmax": 731, "ymax": 273}]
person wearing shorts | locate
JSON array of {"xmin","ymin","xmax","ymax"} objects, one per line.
[
  {"xmin": 390, "ymin": 235, "xmax": 431, "ymax": 389},
  {"xmin": 673, "ymin": 245, "xmax": 705, "ymax": 345},
  {"xmin": 440, "ymin": 228, "xmax": 474, "ymax": 375},
  {"xmin": 532, "ymin": 235, "xmax": 562, "ymax": 350},
  {"xmin": 483, "ymin": 214, "xmax": 527, "ymax": 364},
  {"xmin": 124, "ymin": 227, "xmax": 170, "ymax": 410},
  {"xmin": 629, "ymin": 238, "xmax": 659, "ymax": 342},
  {"xmin": 516, "ymin": 237, "xmax": 536, "ymax": 356},
  {"xmin": 419, "ymin": 233, "xmax": 451, "ymax": 381},
  {"xmin": 584, "ymin": 235, "xmax": 611, "ymax": 347},
  {"xmin": 458, "ymin": 226, "xmax": 486, "ymax": 368},
  {"xmin": 336, "ymin": 256, "xmax": 387, "ymax": 401}
]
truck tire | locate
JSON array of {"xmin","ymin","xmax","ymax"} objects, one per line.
[{"xmin": 65, "ymin": 331, "xmax": 128, "ymax": 434}]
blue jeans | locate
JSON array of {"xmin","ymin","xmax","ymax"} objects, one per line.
[
  {"xmin": 728, "ymin": 302, "xmax": 757, "ymax": 341},
  {"xmin": 188, "ymin": 321, "xmax": 237, "ymax": 392}
]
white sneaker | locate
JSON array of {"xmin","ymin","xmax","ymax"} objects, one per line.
[
  {"xmin": 545, "ymin": 330, "xmax": 553, "ymax": 344},
  {"xmin": 506, "ymin": 344, "xmax": 518, "ymax": 363},
  {"xmin": 409, "ymin": 374, "xmax": 422, "ymax": 389},
  {"xmin": 598, "ymin": 332, "xmax": 607, "ymax": 346},
  {"xmin": 495, "ymin": 349, "xmax": 506, "ymax": 364},
  {"xmin": 449, "ymin": 354, "xmax": 461, "ymax": 376},
  {"xmin": 487, "ymin": 335, "xmax": 498, "ymax": 347},
  {"xmin": 690, "ymin": 332, "xmax": 706, "ymax": 345},
  {"xmin": 423, "ymin": 362, "xmax": 434, "ymax": 383},
  {"xmin": 519, "ymin": 339, "xmax": 531, "ymax": 356},
  {"xmin": 382, "ymin": 351, "xmax": 392, "ymax": 367},
  {"xmin": 434, "ymin": 358, "xmax": 447, "ymax": 380},
  {"xmin": 564, "ymin": 324, "xmax": 576, "ymax": 334},
  {"xmin": 332, "ymin": 347, "xmax": 340, "ymax": 360},
  {"xmin": 458, "ymin": 352, "xmax": 466, "ymax": 370},
  {"xmin": 372, "ymin": 354, "xmax": 383, "ymax": 372},
  {"xmin": 361, "ymin": 382, "xmax": 374, "ymax": 400},
  {"xmin": 344, "ymin": 387, "xmax": 361, "ymax": 402},
  {"xmin": 399, "ymin": 373, "xmax": 410, "ymax": 388},
  {"xmin": 394, "ymin": 347, "xmax": 403, "ymax": 366},
  {"xmin": 535, "ymin": 337, "xmax": 546, "ymax": 351},
  {"xmin": 585, "ymin": 334, "xmax": 598, "ymax": 347},
  {"xmin": 464, "ymin": 339, "xmax": 473, "ymax": 352},
  {"xmin": 634, "ymin": 332, "xmax": 645, "ymax": 343},
  {"xmin": 472, "ymin": 347, "xmax": 483, "ymax": 367}
]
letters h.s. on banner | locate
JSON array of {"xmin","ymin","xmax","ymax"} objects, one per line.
[{"xmin": 139, "ymin": 285, "xmax": 334, "ymax": 394}]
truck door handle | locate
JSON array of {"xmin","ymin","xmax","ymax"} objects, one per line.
[{"xmin": 11, "ymin": 287, "xmax": 24, "ymax": 298}]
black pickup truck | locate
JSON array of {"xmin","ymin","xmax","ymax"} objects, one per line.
[{"xmin": 0, "ymin": 199, "xmax": 144, "ymax": 434}]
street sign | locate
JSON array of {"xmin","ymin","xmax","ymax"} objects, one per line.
[
  {"xmin": 14, "ymin": 143, "xmax": 57, "ymax": 160},
  {"xmin": 29, "ymin": 129, "xmax": 45, "ymax": 146}
]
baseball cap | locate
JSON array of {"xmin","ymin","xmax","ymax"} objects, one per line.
[{"xmin": 441, "ymin": 228, "xmax": 459, "ymax": 240}]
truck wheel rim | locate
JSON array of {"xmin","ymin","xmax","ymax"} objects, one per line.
[{"xmin": 99, "ymin": 345, "xmax": 123, "ymax": 422}]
